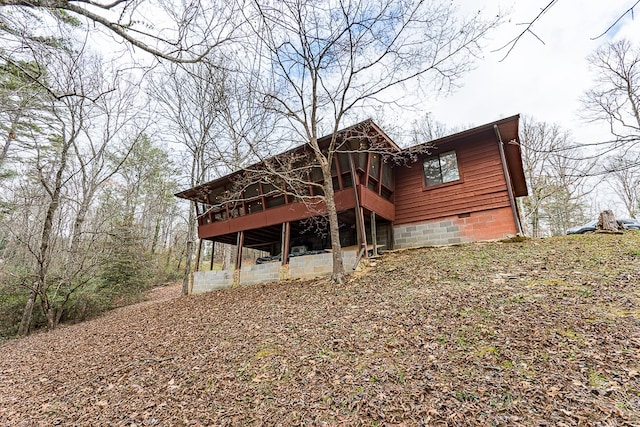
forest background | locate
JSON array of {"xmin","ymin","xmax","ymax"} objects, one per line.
[{"xmin": 1, "ymin": 0, "xmax": 640, "ymax": 336}]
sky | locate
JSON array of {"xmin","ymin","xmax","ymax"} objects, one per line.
[
  {"xmin": 429, "ymin": 0, "xmax": 640, "ymax": 145},
  {"xmin": 85, "ymin": 0, "xmax": 639, "ymax": 216},
  {"xmin": 421, "ymin": 0, "xmax": 640, "ymax": 216}
]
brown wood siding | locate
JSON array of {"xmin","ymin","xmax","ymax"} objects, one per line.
[
  {"xmin": 358, "ymin": 186, "xmax": 395, "ymax": 221},
  {"xmin": 394, "ymin": 133, "xmax": 511, "ymax": 225}
]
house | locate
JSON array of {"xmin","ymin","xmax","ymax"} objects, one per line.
[{"xmin": 175, "ymin": 114, "xmax": 527, "ymax": 293}]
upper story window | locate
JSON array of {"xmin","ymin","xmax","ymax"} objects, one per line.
[{"xmin": 423, "ymin": 150, "xmax": 460, "ymax": 187}]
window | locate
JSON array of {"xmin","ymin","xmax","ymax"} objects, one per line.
[
  {"xmin": 423, "ymin": 150, "xmax": 460, "ymax": 187},
  {"xmin": 381, "ymin": 162, "xmax": 393, "ymax": 188},
  {"xmin": 337, "ymin": 153, "xmax": 350, "ymax": 174}
]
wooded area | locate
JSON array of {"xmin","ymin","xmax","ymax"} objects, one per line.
[{"xmin": 1, "ymin": 0, "xmax": 640, "ymax": 337}]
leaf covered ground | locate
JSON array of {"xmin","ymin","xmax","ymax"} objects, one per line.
[{"xmin": 1, "ymin": 233, "xmax": 639, "ymax": 426}]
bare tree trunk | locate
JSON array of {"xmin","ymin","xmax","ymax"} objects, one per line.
[
  {"xmin": 182, "ymin": 240, "xmax": 193, "ymax": 295},
  {"xmin": 17, "ymin": 142, "xmax": 71, "ymax": 334},
  {"xmin": 46, "ymin": 307, "xmax": 56, "ymax": 330},
  {"xmin": 17, "ymin": 286, "xmax": 36, "ymax": 336},
  {"xmin": 165, "ymin": 243, "xmax": 173, "ymax": 268},
  {"xmin": 151, "ymin": 217, "xmax": 161, "ymax": 254},
  {"xmin": 321, "ymin": 164, "xmax": 345, "ymax": 283},
  {"xmin": 0, "ymin": 131, "xmax": 12, "ymax": 168},
  {"xmin": 222, "ymin": 244, "xmax": 231, "ymax": 270},
  {"xmin": 532, "ymin": 209, "xmax": 540, "ymax": 238},
  {"xmin": 182, "ymin": 203, "xmax": 197, "ymax": 295},
  {"xmin": 70, "ymin": 196, "xmax": 92, "ymax": 256}
]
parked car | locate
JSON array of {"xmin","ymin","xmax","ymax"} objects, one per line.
[
  {"xmin": 566, "ymin": 218, "xmax": 640, "ymax": 234},
  {"xmin": 566, "ymin": 220, "xmax": 597, "ymax": 235},
  {"xmin": 255, "ymin": 254, "xmax": 281, "ymax": 264},
  {"xmin": 256, "ymin": 246, "xmax": 328, "ymax": 264},
  {"xmin": 618, "ymin": 218, "xmax": 640, "ymax": 230}
]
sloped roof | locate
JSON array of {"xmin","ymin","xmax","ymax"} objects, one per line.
[
  {"xmin": 175, "ymin": 119, "xmax": 401, "ymax": 203},
  {"xmin": 176, "ymin": 114, "xmax": 527, "ymax": 203}
]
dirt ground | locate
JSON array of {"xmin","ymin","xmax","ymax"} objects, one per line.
[{"xmin": 1, "ymin": 233, "xmax": 639, "ymax": 426}]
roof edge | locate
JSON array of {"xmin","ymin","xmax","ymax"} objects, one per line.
[{"xmin": 405, "ymin": 114, "xmax": 521, "ymax": 151}]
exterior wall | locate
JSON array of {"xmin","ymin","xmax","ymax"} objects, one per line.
[
  {"xmin": 289, "ymin": 251, "xmax": 358, "ymax": 279},
  {"xmin": 394, "ymin": 130, "xmax": 513, "ymax": 226},
  {"xmin": 393, "ymin": 207, "xmax": 516, "ymax": 249},
  {"xmin": 239, "ymin": 263, "xmax": 281, "ymax": 286},
  {"xmin": 192, "ymin": 270, "xmax": 234, "ymax": 294},
  {"xmin": 373, "ymin": 222, "xmax": 391, "ymax": 250}
]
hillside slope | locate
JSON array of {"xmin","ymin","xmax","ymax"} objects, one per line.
[{"xmin": 1, "ymin": 233, "xmax": 639, "ymax": 425}]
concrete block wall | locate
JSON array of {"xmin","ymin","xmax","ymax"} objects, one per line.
[
  {"xmin": 239, "ymin": 262, "xmax": 281, "ymax": 286},
  {"xmin": 289, "ymin": 251, "xmax": 358, "ymax": 279},
  {"xmin": 191, "ymin": 249, "xmax": 364, "ymax": 295},
  {"xmin": 369, "ymin": 222, "xmax": 390, "ymax": 251},
  {"xmin": 192, "ymin": 270, "xmax": 234, "ymax": 294},
  {"xmin": 393, "ymin": 220, "xmax": 462, "ymax": 249},
  {"xmin": 393, "ymin": 207, "xmax": 517, "ymax": 249}
]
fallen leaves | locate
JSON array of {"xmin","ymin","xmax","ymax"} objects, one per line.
[{"xmin": 1, "ymin": 233, "xmax": 639, "ymax": 425}]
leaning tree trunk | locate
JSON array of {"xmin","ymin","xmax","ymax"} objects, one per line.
[{"xmin": 597, "ymin": 210, "xmax": 621, "ymax": 233}]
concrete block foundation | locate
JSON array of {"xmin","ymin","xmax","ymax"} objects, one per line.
[
  {"xmin": 191, "ymin": 250, "xmax": 360, "ymax": 294},
  {"xmin": 393, "ymin": 207, "xmax": 517, "ymax": 249}
]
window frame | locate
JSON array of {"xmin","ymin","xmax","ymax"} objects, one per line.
[{"xmin": 422, "ymin": 150, "xmax": 462, "ymax": 189}]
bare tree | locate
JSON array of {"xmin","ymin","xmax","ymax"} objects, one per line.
[
  {"xmin": 605, "ymin": 152, "xmax": 640, "ymax": 218},
  {"xmin": 152, "ymin": 60, "xmax": 270, "ymax": 293},
  {"xmin": 0, "ymin": 0, "xmax": 238, "ymax": 65},
  {"xmin": 583, "ymin": 39, "xmax": 640, "ymax": 154},
  {"xmin": 238, "ymin": 0, "xmax": 498, "ymax": 283},
  {"xmin": 518, "ymin": 116, "xmax": 592, "ymax": 236},
  {"xmin": 151, "ymin": 63, "xmax": 225, "ymax": 295},
  {"xmin": 7, "ymin": 48, "xmax": 148, "ymax": 334},
  {"xmin": 495, "ymin": 1, "xmax": 640, "ymax": 60},
  {"xmin": 409, "ymin": 113, "xmax": 451, "ymax": 145}
]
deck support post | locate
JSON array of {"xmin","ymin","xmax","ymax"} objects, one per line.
[
  {"xmin": 359, "ymin": 207, "xmax": 368, "ymax": 257},
  {"xmin": 235, "ymin": 231, "xmax": 244, "ymax": 271},
  {"xmin": 194, "ymin": 239, "xmax": 203, "ymax": 272},
  {"xmin": 281, "ymin": 222, "xmax": 291, "ymax": 265},
  {"xmin": 209, "ymin": 240, "xmax": 215, "ymax": 271},
  {"xmin": 371, "ymin": 212, "xmax": 378, "ymax": 256}
]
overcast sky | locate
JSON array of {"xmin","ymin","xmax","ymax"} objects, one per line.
[
  {"xmin": 419, "ymin": 0, "xmax": 640, "ymax": 216},
  {"xmin": 430, "ymin": 0, "xmax": 640, "ymax": 145}
]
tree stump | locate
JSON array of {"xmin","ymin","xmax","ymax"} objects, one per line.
[{"xmin": 597, "ymin": 210, "xmax": 623, "ymax": 234}]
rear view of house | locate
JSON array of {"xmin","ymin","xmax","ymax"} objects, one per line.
[{"xmin": 176, "ymin": 114, "xmax": 527, "ymax": 292}]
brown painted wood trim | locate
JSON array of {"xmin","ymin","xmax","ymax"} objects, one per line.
[
  {"xmin": 197, "ymin": 190, "xmax": 357, "ymax": 239},
  {"xmin": 358, "ymin": 187, "xmax": 396, "ymax": 221}
]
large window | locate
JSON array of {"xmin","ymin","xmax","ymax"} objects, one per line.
[{"xmin": 423, "ymin": 150, "xmax": 460, "ymax": 187}]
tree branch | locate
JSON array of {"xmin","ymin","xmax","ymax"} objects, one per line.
[
  {"xmin": 492, "ymin": 0, "xmax": 558, "ymax": 62},
  {"xmin": 592, "ymin": 0, "xmax": 640, "ymax": 40}
]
